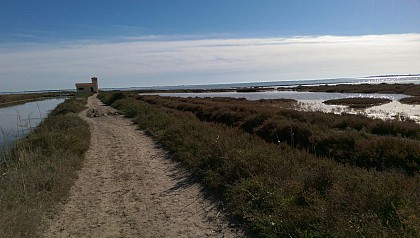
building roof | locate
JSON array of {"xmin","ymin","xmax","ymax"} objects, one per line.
[{"xmin": 75, "ymin": 83, "xmax": 97, "ymax": 87}]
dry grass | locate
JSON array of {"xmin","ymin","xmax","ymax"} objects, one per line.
[{"xmin": 0, "ymin": 95, "xmax": 89, "ymax": 237}]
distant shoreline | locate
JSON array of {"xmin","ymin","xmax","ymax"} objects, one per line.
[
  {"xmin": 111, "ymin": 74, "xmax": 420, "ymax": 92},
  {"xmin": 1, "ymin": 74, "xmax": 419, "ymax": 95}
]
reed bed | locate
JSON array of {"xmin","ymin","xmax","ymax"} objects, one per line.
[{"xmin": 99, "ymin": 91, "xmax": 420, "ymax": 237}]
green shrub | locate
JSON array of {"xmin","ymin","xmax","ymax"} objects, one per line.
[{"xmin": 98, "ymin": 91, "xmax": 125, "ymax": 105}]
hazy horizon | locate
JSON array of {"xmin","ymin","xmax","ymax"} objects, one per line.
[{"xmin": 2, "ymin": 73, "xmax": 420, "ymax": 94}]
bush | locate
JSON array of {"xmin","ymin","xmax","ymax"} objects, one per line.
[{"xmin": 99, "ymin": 91, "xmax": 125, "ymax": 105}]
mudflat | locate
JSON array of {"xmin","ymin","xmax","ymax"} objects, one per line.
[{"xmin": 44, "ymin": 95, "xmax": 243, "ymax": 237}]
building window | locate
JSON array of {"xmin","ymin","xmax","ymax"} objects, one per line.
[{"xmin": 78, "ymin": 87, "xmax": 84, "ymax": 90}]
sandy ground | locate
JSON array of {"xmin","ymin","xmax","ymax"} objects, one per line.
[{"xmin": 44, "ymin": 95, "xmax": 245, "ymax": 238}]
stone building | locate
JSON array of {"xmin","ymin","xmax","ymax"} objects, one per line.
[{"xmin": 75, "ymin": 77, "xmax": 98, "ymax": 93}]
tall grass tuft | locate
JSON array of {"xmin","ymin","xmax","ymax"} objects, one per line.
[{"xmin": 0, "ymin": 95, "xmax": 90, "ymax": 237}]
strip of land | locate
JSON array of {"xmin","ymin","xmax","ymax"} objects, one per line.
[
  {"xmin": 0, "ymin": 95, "xmax": 89, "ymax": 237},
  {"xmin": 323, "ymin": 97, "xmax": 392, "ymax": 108},
  {"xmin": 44, "ymin": 95, "xmax": 244, "ymax": 237},
  {"xmin": 0, "ymin": 92, "xmax": 73, "ymax": 108},
  {"xmin": 294, "ymin": 83, "xmax": 420, "ymax": 96},
  {"xmin": 400, "ymin": 96, "xmax": 420, "ymax": 105}
]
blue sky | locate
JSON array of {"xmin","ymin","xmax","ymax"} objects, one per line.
[{"xmin": 1, "ymin": 0, "xmax": 420, "ymax": 91}]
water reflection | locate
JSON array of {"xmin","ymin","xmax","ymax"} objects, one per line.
[
  {"xmin": 0, "ymin": 98, "xmax": 65, "ymax": 152},
  {"xmin": 143, "ymin": 91, "xmax": 420, "ymax": 123},
  {"xmin": 149, "ymin": 91, "xmax": 405, "ymax": 101}
]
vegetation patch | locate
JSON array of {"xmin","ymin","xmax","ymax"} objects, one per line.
[
  {"xmin": 323, "ymin": 97, "xmax": 392, "ymax": 108},
  {"xmin": 236, "ymin": 87, "xmax": 274, "ymax": 92},
  {"xmin": 138, "ymin": 88, "xmax": 234, "ymax": 94},
  {"xmin": 0, "ymin": 95, "xmax": 90, "ymax": 237},
  {"xmin": 99, "ymin": 91, "xmax": 420, "ymax": 237},
  {"xmin": 400, "ymin": 96, "xmax": 420, "ymax": 105}
]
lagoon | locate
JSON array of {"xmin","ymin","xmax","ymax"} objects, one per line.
[
  {"xmin": 143, "ymin": 90, "xmax": 420, "ymax": 123},
  {"xmin": 0, "ymin": 98, "xmax": 65, "ymax": 153}
]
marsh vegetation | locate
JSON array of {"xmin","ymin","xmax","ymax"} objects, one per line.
[
  {"xmin": 294, "ymin": 83, "xmax": 420, "ymax": 106},
  {"xmin": 0, "ymin": 95, "xmax": 90, "ymax": 237},
  {"xmin": 400, "ymin": 96, "xmax": 420, "ymax": 105},
  {"xmin": 99, "ymin": 91, "xmax": 420, "ymax": 237},
  {"xmin": 294, "ymin": 83, "xmax": 420, "ymax": 96},
  {"xmin": 142, "ymin": 87, "xmax": 420, "ymax": 121},
  {"xmin": 323, "ymin": 97, "xmax": 392, "ymax": 108}
]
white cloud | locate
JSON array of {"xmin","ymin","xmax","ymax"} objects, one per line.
[{"xmin": 0, "ymin": 34, "xmax": 419, "ymax": 91}]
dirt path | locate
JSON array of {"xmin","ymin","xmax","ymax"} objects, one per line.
[{"xmin": 44, "ymin": 95, "xmax": 244, "ymax": 238}]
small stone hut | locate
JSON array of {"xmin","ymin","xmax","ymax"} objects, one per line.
[{"xmin": 75, "ymin": 77, "xmax": 99, "ymax": 93}]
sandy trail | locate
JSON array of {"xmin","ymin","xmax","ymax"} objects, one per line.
[{"xmin": 44, "ymin": 95, "xmax": 244, "ymax": 238}]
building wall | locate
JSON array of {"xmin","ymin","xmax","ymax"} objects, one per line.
[{"xmin": 76, "ymin": 85, "xmax": 98, "ymax": 93}]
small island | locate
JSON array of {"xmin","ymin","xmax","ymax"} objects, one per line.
[
  {"xmin": 323, "ymin": 97, "xmax": 392, "ymax": 108},
  {"xmin": 399, "ymin": 96, "xmax": 420, "ymax": 105}
]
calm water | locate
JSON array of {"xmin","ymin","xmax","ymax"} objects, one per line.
[
  {"xmin": 110, "ymin": 75, "xmax": 420, "ymax": 91},
  {"xmin": 136, "ymin": 75, "xmax": 419, "ymax": 123},
  {"xmin": 0, "ymin": 98, "xmax": 65, "ymax": 154},
  {"xmin": 143, "ymin": 91, "xmax": 420, "ymax": 123},
  {"xmin": 149, "ymin": 91, "xmax": 405, "ymax": 101}
]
